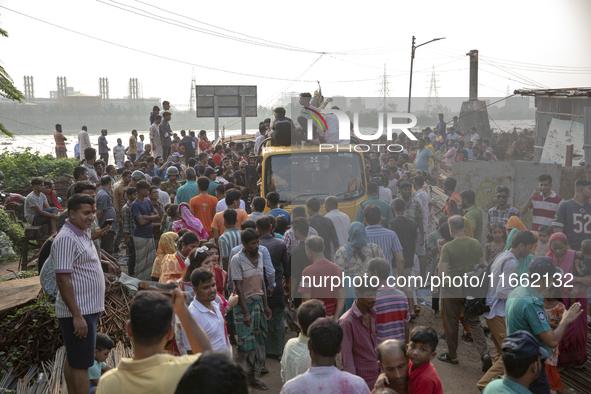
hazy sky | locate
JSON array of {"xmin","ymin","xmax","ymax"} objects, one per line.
[{"xmin": 2, "ymin": 0, "xmax": 591, "ymax": 114}]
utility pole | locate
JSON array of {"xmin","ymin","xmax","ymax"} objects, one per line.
[
  {"xmin": 189, "ymin": 68, "xmax": 196, "ymax": 111},
  {"xmin": 407, "ymin": 36, "xmax": 445, "ymax": 113}
]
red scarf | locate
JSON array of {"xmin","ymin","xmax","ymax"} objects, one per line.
[{"xmin": 48, "ymin": 190, "xmax": 62, "ymax": 210}]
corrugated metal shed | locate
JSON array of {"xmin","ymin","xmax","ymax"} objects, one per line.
[{"xmin": 514, "ymin": 88, "xmax": 591, "ymax": 162}]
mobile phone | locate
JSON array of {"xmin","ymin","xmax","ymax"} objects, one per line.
[
  {"xmin": 138, "ymin": 281, "xmax": 177, "ymax": 295},
  {"xmin": 101, "ymin": 219, "xmax": 114, "ymax": 229}
]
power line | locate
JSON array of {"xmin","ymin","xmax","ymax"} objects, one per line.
[
  {"xmin": 0, "ymin": 6, "xmax": 379, "ymax": 84},
  {"xmin": 478, "ymin": 55, "xmax": 591, "ymax": 71}
]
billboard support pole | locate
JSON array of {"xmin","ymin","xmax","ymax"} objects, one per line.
[
  {"xmin": 214, "ymin": 95, "xmax": 219, "ymax": 140},
  {"xmin": 241, "ymin": 95, "xmax": 246, "ymax": 135}
]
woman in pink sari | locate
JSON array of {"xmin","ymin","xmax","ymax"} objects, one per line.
[
  {"xmin": 546, "ymin": 232, "xmax": 589, "ymax": 367},
  {"xmin": 172, "ymin": 203, "xmax": 209, "ymax": 240}
]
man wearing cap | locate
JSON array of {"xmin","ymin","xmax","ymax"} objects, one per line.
[
  {"xmin": 500, "ymin": 257, "xmax": 582, "ymax": 393},
  {"xmin": 161, "ymin": 166, "xmax": 181, "ymax": 203},
  {"xmin": 175, "ymin": 168, "xmax": 199, "ymax": 205},
  {"xmin": 483, "ymin": 331, "xmax": 550, "ymax": 394},
  {"xmin": 205, "ymin": 168, "xmax": 219, "ymax": 197}
]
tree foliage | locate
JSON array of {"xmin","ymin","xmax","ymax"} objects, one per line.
[{"xmin": 0, "ymin": 26, "xmax": 25, "ymax": 137}]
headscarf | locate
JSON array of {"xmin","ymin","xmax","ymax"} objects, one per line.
[
  {"xmin": 506, "ymin": 216, "xmax": 527, "ymax": 232},
  {"xmin": 345, "ymin": 222, "xmax": 368, "ymax": 260},
  {"xmin": 172, "ymin": 204, "xmax": 209, "ymax": 240},
  {"xmin": 151, "ymin": 232, "xmax": 178, "ymax": 279},
  {"xmin": 546, "ymin": 232, "xmax": 575, "ymax": 275},
  {"xmin": 157, "ymin": 232, "xmax": 179, "ymax": 256}
]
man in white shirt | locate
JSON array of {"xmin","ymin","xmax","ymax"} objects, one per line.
[
  {"xmin": 470, "ymin": 126, "xmax": 480, "ymax": 143},
  {"xmin": 254, "ymin": 124, "xmax": 267, "ymax": 155},
  {"xmin": 180, "ymin": 268, "xmax": 232, "ymax": 354},
  {"xmin": 281, "ymin": 300, "xmax": 326, "ymax": 383},
  {"xmin": 78, "ymin": 125, "xmax": 91, "ymax": 155},
  {"xmin": 478, "ymin": 230, "xmax": 538, "ymax": 390},
  {"xmin": 280, "ymin": 318, "xmax": 370, "ymax": 394},
  {"xmin": 159, "ymin": 100, "xmax": 170, "ymax": 117},
  {"xmin": 323, "ymin": 196, "xmax": 350, "ymax": 248},
  {"xmin": 151, "ymin": 176, "xmax": 171, "ymax": 207}
]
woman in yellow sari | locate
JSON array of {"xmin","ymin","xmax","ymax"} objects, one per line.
[
  {"xmin": 159, "ymin": 231, "xmax": 199, "ymax": 283},
  {"xmin": 150, "ymin": 232, "xmax": 178, "ymax": 281}
]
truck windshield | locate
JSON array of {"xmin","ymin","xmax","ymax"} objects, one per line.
[{"xmin": 265, "ymin": 152, "xmax": 365, "ymax": 205}]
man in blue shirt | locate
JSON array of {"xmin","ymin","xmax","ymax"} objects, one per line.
[
  {"xmin": 483, "ymin": 331, "xmax": 549, "ymax": 394},
  {"xmin": 503, "ymin": 257, "xmax": 582, "ymax": 394},
  {"xmin": 175, "ymin": 168, "xmax": 199, "ymax": 205},
  {"xmin": 355, "ymin": 182, "xmax": 394, "ymax": 223},
  {"xmin": 266, "ymin": 191, "xmax": 291, "ymax": 226},
  {"xmin": 552, "ymin": 178, "xmax": 591, "ymax": 251},
  {"xmin": 414, "ymin": 138, "xmax": 443, "ymax": 172}
]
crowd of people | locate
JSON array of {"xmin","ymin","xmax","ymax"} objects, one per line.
[{"xmin": 35, "ymin": 97, "xmax": 591, "ymax": 394}]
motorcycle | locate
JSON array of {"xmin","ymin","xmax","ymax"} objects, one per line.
[{"xmin": 0, "ymin": 171, "xmax": 25, "ymax": 213}]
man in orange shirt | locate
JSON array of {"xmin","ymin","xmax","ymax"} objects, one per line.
[
  {"xmin": 212, "ymin": 189, "xmax": 249, "ymax": 244},
  {"xmin": 189, "ymin": 177, "xmax": 218, "ymax": 239}
]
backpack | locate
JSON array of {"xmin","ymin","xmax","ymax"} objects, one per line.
[{"xmin": 462, "ymin": 256, "xmax": 510, "ymax": 316}]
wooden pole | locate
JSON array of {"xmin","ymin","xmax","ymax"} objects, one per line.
[{"xmin": 565, "ymin": 144, "xmax": 574, "ymax": 166}]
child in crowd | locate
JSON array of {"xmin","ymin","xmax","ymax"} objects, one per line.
[
  {"xmin": 572, "ymin": 239, "xmax": 591, "ymax": 297},
  {"xmin": 407, "ymin": 326, "xmax": 443, "ymax": 394},
  {"xmin": 543, "ymin": 290, "xmax": 565, "ymax": 394},
  {"xmin": 484, "ymin": 222, "xmax": 507, "ymax": 265},
  {"xmin": 89, "ymin": 333, "xmax": 114, "ymax": 393},
  {"xmin": 534, "ymin": 225, "xmax": 552, "ymax": 257}
]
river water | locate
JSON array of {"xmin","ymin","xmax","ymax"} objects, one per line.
[{"xmin": 0, "ymin": 119, "xmax": 534, "ymax": 157}]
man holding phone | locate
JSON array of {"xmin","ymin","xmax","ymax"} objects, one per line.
[
  {"xmin": 96, "ymin": 177, "xmax": 118, "ymax": 254},
  {"xmin": 53, "ymin": 194, "xmax": 110, "ymax": 394}
]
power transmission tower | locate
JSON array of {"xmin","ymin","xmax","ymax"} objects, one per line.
[
  {"xmin": 376, "ymin": 64, "xmax": 395, "ymax": 112},
  {"xmin": 189, "ymin": 68, "xmax": 196, "ymax": 111},
  {"xmin": 23, "ymin": 76, "xmax": 35, "ymax": 102},
  {"xmin": 422, "ymin": 66, "xmax": 443, "ymax": 116},
  {"xmin": 99, "ymin": 77, "xmax": 109, "ymax": 100}
]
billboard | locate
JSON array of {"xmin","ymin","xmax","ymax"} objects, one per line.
[{"xmin": 195, "ymin": 85, "xmax": 257, "ymax": 118}]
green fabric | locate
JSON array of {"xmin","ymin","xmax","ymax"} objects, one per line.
[
  {"xmin": 207, "ymin": 179, "xmax": 219, "ymax": 197},
  {"xmin": 505, "ymin": 229, "xmax": 535, "ymax": 278},
  {"xmin": 355, "ymin": 196, "xmax": 394, "ymax": 223},
  {"xmin": 516, "ymin": 254, "xmax": 535, "ymax": 278},
  {"xmin": 504, "ymin": 228, "xmax": 518, "ymax": 252},
  {"xmin": 267, "ymin": 306, "xmax": 285, "ymax": 356},
  {"xmin": 234, "ymin": 298, "xmax": 267, "ymax": 374},
  {"xmin": 439, "ymin": 237, "xmax": 483, "ymax": 297},
  {"xmin": 482, "ymin": 377, "xmax": 532, "ymax": 394},
  {"xmin": 428, "ymin": 230, "xmax": 440, "ymax": 274},
  {"xmin": 463, "ymin": 204, "xmax": 483, "ymax": 242},
  {"xmin": 505, "ymin": 286, "xmax": 552, "ymax": 358}
]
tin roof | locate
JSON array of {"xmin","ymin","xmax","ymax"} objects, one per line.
[{"xmin": 514, "ymin": 88, "xmax": 591, "ymax": 97}]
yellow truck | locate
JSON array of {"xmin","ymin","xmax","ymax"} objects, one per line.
[
  {"xmin": 259, "ymin": 144, "xmax": 369, "ymax": 221},
  {"xmin": 216, "ymin": 134, "xmax": 370, "ymax": 222}
]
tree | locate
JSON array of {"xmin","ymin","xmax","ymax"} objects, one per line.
[{"xmin": 0, "ymin": 26, "xmax": 25, "ymax": 137}]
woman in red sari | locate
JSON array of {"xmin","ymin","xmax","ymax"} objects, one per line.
[
  {"xmin": 182, "ymin": 243, "xmax": 226, "ymax": 294},
  {"xmin": 546, "ymin": 232, "xmax": 589, "ymax": 367},
  {"xmin": 159, "ymin": 231, "xmax": 199, "ymax": 283}
]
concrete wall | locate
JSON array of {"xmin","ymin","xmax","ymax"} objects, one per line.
[{"xmin": 449, "ymin": 161, "xmax": 591, "ymax": 243}]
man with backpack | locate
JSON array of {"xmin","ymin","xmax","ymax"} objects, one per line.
[
  {"xmin": 436, "ymin": 215, "xmax": 491, "ymax": 372},
  {"xmin": 477, "ymin": 230, "xmax": 538, "ymax": 390}
]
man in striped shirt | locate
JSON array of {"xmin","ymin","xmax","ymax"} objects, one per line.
[
  {"xmin": 219, "ymin": 209, "xmax": 243, "ymax": 271},
  {"xmin": 519, "ymin": 174, "xmax": 563, "ymax": 233},
  {"xmin": 283, "ymin": 206, "xmax": 318, "ymax": 258},
  {"xmin": 53, "ymin": 193, "xmax": 108, "ymax": 394},
  {"xmin": 363, "ymin": 204, "xmax": 404, "ymax": 275},
  {"xmin": 368, "ymin": 258, "xmax": 410, "ymax": 344}
]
